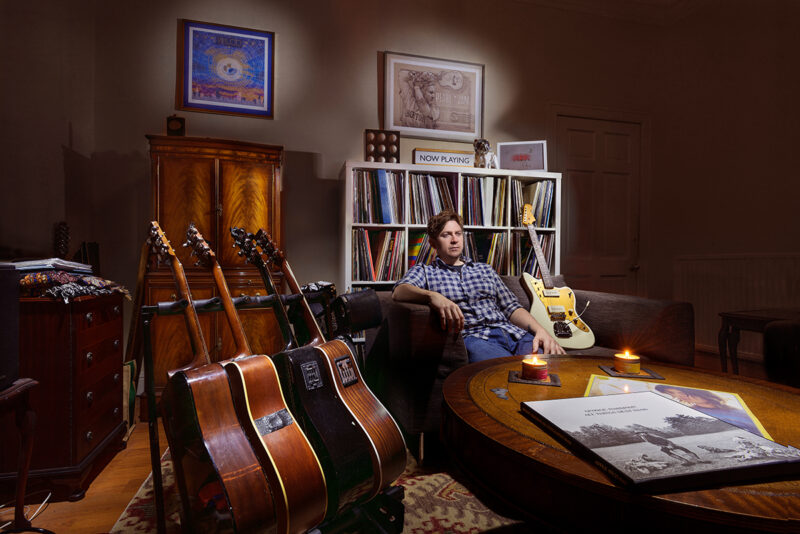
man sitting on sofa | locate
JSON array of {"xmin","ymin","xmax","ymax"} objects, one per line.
[{"xmin": 393, "ymin": 209, "xmax": 565, "ymax": 362}]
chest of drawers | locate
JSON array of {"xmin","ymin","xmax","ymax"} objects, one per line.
[{"xmin": 0, "ymin": 293, "xmax": 126, "ymax": 501}]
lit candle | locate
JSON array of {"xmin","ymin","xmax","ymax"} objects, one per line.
[
  {"xmin": 521, "ymin": 355, "xmax": 549, "ymax": 381},
  {"xmin": 614, "ymin": 351, "xmax": 641, "ymax": 374}
]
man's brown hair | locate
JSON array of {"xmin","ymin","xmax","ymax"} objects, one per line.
[{"xmin": 427, "ymin": 210, "xmax": 463, "ymax": 241}]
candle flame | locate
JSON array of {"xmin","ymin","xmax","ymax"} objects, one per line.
[
  {"xmin": 625, "ymin": 350, "xmax": 630, "ymax": 357},
  {"xmin": 623, "ymin": 384, "xmax": 630, "ymax": 393},
  {"xmin": 524, "ymin": 355, "xmax": 545, "ymax": 365}
]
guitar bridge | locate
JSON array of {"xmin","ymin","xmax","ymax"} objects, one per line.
[
  {"xmin": 547, "ymin": 305, "xmax": 567, "ymax": 321},
  {"xmin": 553, "ymin": 322, "xmax": 572, "ymax": 338}
]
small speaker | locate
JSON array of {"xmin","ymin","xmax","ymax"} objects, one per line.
[{"xmin": 166, "ymin": 114, "xmax": 185, "ymax": 136}]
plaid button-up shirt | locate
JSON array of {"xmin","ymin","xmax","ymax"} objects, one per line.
[{"xmin": 394, "ymin": 256, "xmax": 526, "ymax": 341}]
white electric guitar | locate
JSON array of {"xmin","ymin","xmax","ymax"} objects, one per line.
[{"xmin": 521, "ymin": 204, "xmax": 595, "ymax": 349}]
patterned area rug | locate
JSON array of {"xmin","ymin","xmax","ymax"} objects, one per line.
[{"xmin": 110, "ymin": 451, "xmax": 522, "ymax": 533}]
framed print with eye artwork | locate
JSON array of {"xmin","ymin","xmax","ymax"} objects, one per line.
[
  {"xmin": 384, "ymin": 52, "xmax": 484, "ymax": 142},
  {"xmin": 176, "ymin": 19, "xmax": 275, "ymax": 118}
]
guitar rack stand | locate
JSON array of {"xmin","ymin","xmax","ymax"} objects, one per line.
[{"xmin": 140, "ymin": 294, "xmax": 404, "ymax": 534}]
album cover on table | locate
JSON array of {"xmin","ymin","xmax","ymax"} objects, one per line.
[
  {"xmin": 583, "ymin": 374, "xmax": 771, "ymax": 439},
  {"xmin": 521, "ymin": 391, "xmax": 800, "ymax": 493}
]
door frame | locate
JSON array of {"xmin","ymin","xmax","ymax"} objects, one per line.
[{"xmin": 547, "ymin": 103, "xmax": 652, "ymax": 297}]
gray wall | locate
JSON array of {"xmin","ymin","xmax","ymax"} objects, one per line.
[{"xmin": 1, "ymin": 0, "xmax": 798, "ymax": 312}]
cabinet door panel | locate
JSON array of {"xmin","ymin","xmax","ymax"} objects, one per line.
[
  {"xmin": 158, "ymin": 157, "xmax": 215, "ymax": 269},
  {"xmin": 219, "ymin": 161, "xmax": 278, "ymax": 267},
  {"xmin": 148, "ymin": 286, "xmax": 214, "ymax": 388}
]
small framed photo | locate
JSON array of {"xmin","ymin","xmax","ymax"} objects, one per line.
[
  {"xmin": 176, "ymin": 19, "xmax": 275, "ymax": 118},
  {"xmin": 384, "ymin": 52, "xmax": 484, "ymax": 142},
  {"xmin": 497, "ymin": 141, "xmax": 548, "ymax": 171}
]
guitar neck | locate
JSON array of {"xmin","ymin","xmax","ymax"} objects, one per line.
[
  {"xmin": 210, "ymin": 260, "xmax": 252, "ymax": 358},
  {"xmin": 525, "ymin": 224, "xmax": 555, "ymax": 289},
  {"xmin": 250, "ymin": 255, "xmax": 299, "ymax": 350},
  {"xmin": 280, "ymin": 260, "xmax": 326, "ymax": 346},
  {"xmin": 167, "ymin": 257, "xmax": 212, "ymax": 372}
]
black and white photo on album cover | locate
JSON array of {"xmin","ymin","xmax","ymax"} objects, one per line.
[{"xmin": 522, "ymin": 391, "xmax": 800, "ymax": 487}]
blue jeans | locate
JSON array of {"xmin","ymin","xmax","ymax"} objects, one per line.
[{"xmin": 463, "ymin": 327, "xmax": 541, "ymax": 363}]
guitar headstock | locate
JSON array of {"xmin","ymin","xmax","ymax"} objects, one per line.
[
  {"xmin": 230, "ymin": 226, "xmax": 261, "ymax": 265},
  {"xmin": 521, "ymin": 203, "xmax": 536, "ymax": 227},
  {"xmin": 254, "ymin": 229, "xmax": 285, "ymax": 268},
  {"xmin": 148, "ymin": 221, "xmax": 176, "ymax": 264},
  {"xmin": 184, "ymin": 223, "xmax": 214, "ymax": 267}
]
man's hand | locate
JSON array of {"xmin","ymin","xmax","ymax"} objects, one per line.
[
  {"xmin": 393, "ymin": 283, "xmax": 464, "ymax": 333},
  {"xmin": 509, "ymin": 308, "xmax": 566, "ymax": 355},
  {"xmin": 531, "ymin": 329, "xmax": 566, "ymax": 355},
  {"xmin": 428, "ymin": 292, "xmax": 464, "ymax": 333}
]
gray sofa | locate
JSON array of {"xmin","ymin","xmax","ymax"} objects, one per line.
[{"xmin": 363, "ymin": 275, "xmax": 695, "ymax": 458}]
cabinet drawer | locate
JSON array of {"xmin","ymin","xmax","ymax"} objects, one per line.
[
  {"xmin": 76, "ymin": 351, "xmax": 122, "ymax": 398},
  {"xmin": 73, "ymin": 294, "xmax": 123, "ymax": 333},
  {"xmin": 76, "ymin": 325, "xmax": 123, "ymax": 378},
  {"xmin": 75, "ymin": 386, "xmax": 123, "ymax": 461}
]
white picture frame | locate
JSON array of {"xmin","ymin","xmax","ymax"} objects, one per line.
[
  {"xmin": 384, "ymin": 51, "xmax": 484, "ymax": 142},
  {"xmin": 497, "ymin": 140, "xmax": 548, "ymax": 171}
]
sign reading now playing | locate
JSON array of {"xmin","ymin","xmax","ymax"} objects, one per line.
[{"xmin": 413, "ymin": 149, "xmax": 474, "ymax": 167}]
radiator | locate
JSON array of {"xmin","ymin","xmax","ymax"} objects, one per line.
[{"xmin": 674, "ymin": 254, "xmax": 800, "ymax": 360}]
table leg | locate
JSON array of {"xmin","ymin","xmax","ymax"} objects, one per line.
[
  {"xmin": 729, "ymin": 327, "xmax": 741, "ymax": 375},
  {"xmin": 717, "ymin": 319, "xmax": 729, "ymax": 373}
]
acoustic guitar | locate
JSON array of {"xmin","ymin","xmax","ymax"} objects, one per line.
[
  {"xmin": 255, "ymin": 230, "xmax": 407, "ymax": 500},
  {"xmin": 230, "ymin": 227, "xmax": 377, "ymax": 514},
  {"xmin": 520, "ymin": 204, "xmax": 595, "ymax": 349},
  {"xmin": 231, "ymin": 227, "xmax": 404, "ymax": 515},
  {"xmin": 148, "ymin": 221, "xmax": 276, "ymax": 533},
  {"xmin": 186, "ymin": 224, "xmax": 327, "ymax": 534}
]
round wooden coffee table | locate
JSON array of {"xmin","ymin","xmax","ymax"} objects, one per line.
[{"xmin": 441, "ymin": 355, "xmax": 800, "ymax": 533}]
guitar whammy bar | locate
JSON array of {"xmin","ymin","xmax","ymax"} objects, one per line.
[{"xmin": 141, "ymin": 221, "xmax": 405, "ymax": 534}]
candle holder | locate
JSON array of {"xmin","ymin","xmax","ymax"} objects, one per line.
[
  {"xmin": 522, "ymin": 356, "xmax": 548, "ymax": 381},
  {"xmin": 614, "ymin": 351, "xmax": 641, "ymax": 374},
  {"xmin": 599, "ymin": 351, "xmax": 665, "ymax": 380},
  {"xmin": 509, "ymin": 356, "xmax": 561, "ymax": 386}
]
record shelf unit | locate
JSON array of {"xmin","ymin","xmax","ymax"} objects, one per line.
[{"xmin": 340, "ymin": 160, "xmax": 563, "ymax": 298}]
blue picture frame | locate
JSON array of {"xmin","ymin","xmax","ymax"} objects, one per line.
[{"xmin": 177, "ymin": 20, "xmax": 275, "ymax": 118}]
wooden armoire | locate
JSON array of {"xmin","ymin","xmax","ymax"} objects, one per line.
[{"xmin": 144, "ymin": 135, "xmax": 286, "ymax": 403}]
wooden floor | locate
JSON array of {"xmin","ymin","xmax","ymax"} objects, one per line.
[
  {"xmin": 0, "ymin": 422, "xmax": 167, "ymax": 534},
  {"xmin": 0, "ymin": 350, "xmax": 767, "ymax": 534}
]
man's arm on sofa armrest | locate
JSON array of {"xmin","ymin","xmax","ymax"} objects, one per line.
[
  {"xmin": 393, "ymin": 282, "xmax": 464, "ymax": 333},
  {"xmin": 574, "ymin": 290, "xmax": 695, "ymax": 366},
  {"xmin": 365, "ymin": 292, "xmax": 468, "ymax": 369}
]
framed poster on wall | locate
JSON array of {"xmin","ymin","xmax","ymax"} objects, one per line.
[
  {"xmin": 176, "ymin": 19, "xmax": 275, "ymax": 118},
  {"xmin": 384, "ymin": 52, "xmax": 484, "ymax": 142}
]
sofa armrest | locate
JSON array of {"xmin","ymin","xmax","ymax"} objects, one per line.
[
  {"xmin": 573, "ymin": 289, "xmax": 695, "ymax": 366},
  {"xmin": 363, "ymin": 291, "xmax": 468, "ymax": 436},
  {"xmin": 364, "ymin": 292, "xmax": 468, "ymax": 365}
]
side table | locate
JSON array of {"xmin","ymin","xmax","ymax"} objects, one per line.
[
  {"xmin": 718, "ymin": 308, "xmax": 800, "ymax": 374},
  {"xmin": 0, "ymin": 379, "xmax": 55, "ymax": 534}
]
